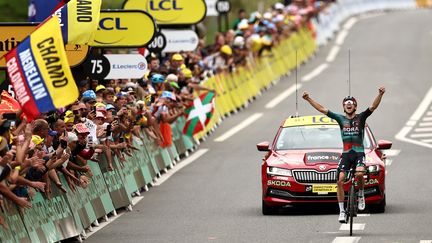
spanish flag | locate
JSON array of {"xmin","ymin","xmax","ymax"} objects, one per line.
[
  {"xmin": 5, "ymin": 16, "xmax": 78, "ymax": 121},
  {"xmin": 53, "ymin": 0, "xmax": 101, "ymax": 44}
]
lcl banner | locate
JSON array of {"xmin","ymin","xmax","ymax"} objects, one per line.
[
  {"xmin": 90, "ymin": 10, "xmax": 157, "ymax": 48},
  {"xmin": 123, "ymin": 0, "xmax": 207, "ymax": 25}
]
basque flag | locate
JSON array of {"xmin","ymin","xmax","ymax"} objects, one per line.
[
  {"xmin": 53, "ymin": 0, "xmax": 101, "ymax": 45},
  {"xmin": 5, "ymin": 16, "xmax": 78, "ymax": 121},
  {"xmin": 183, "ymin": 91, "xmax": 216, "ymax": 137}
]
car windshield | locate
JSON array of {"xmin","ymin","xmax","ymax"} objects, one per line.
[{"xmin": 275, "ymin": 125, "xmax": 372, "ymax": 150}]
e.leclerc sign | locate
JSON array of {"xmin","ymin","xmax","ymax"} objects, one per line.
[
  {"xmin": 123, "ymin": 0, "xmax": 207, "ymax": 25},
  {"xmin": 90, "ymin": 10, "xmax": 157, "ymax": 48}
]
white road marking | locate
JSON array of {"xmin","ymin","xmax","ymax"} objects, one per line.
[
  {"xmin": 301, "ymin": 64, "xmax": 328, "ymax": 82},
  {"xmin": 332, "ymin": 237, "xmax": 361, "ymax": 243},
  {"xmin": 426, "ymin": 111, "xmax": 432, "ymax": 116},
  {"xmin": 421, "ymin": 139, "xmax": 432, "ymax": 143},
  {"xmin": 357, "ymin": 214, "xmax": 370, "ymax": 217},
  {"xmin": 423, "ymin": 117, "xmax": 432, "ymax": 121},
  {"xmin": 419, "ymin": 122, "xmax": 432, "ymax": 127},
  {"xmin": 326, "ymin": 46, "xmax": 341, "ymax": 62},
  {"xmin": 335, "ymin": 30, "xmax": 349, "ymax": 45},
  {"xmin": 384, "ymin": 149, "xmax": 400, "ymax": 157},
  {"xmin": 410, "ymin": 133, "xmax": 432, "ymax": 138},
  {"xmin": 154, "ymin": 149, "xmax": 209, "ymax": 186},
  {"xmin": 265, "ymin": 84, "xmax": 302, "ymax": 108},
  {"xmin": 409, "ymin": 87, "xmax": 432, "ymax": 121},
  {"xmin": 420, "ymin": 240, "xmax": 432, "ymax": 243},
  {"xmin": 214, "ymin": 113, "xmax": 263, "ymax": 142},
  {"xmin": 396, "ymin": 127, "xmax": 432, "ymax": 149},
  {"xmin": 396, "ymin": 86, "xmax": 432, "ymax": 149},
  {"xmin": 415, "ymin": 127, "xmax": 432, "ymax": 132},
  {"xmin": 339, "ymin": 223, "xmax": 365, "ymax": 231},
  {"xmin": 343, "ymin": 17, "xmax": 358, "ymax": 30}
]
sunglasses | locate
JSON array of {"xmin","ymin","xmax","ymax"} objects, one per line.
[{"xmin": 343, "ymin": 100, "xmax": 355, "ymax": 106}]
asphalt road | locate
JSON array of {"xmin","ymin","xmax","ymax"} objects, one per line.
[{"xmin": 87, "ymin": 8, "xmax": 432, "ymax": 243}]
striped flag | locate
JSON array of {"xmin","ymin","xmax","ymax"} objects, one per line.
[
  {"xmin": 5, "ymin": 16, "xmax": 78, "ymax": 121},
  {"xmin": 52, "ymin": 0, "xmax": 101, "ymax": 44},
  {"xmin": 183, "ymin": 91, "xmax": 215, "ymax": 137}
]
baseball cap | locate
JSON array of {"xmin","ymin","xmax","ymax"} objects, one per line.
[
  {"xmin": 220, "ymin": 45, "xmax": 233, "ymax": 55},
  {"xmin": 96, "ymin": 85, "xmax": 106, "ymax": 92},
  {"xmin": 106, "ymin": 104, "xmax": 116, "ymax": 110},
  {"xmin": 172, "ymin": 54, "xmax": 183, "ymax": 61},
  {"xmin": 125, "ymin": 86, "xmax": 135, "ymax": 94},
  {"xmin": 182, "ymin": 68, "xmax": 193, "ymax": 79},
  {"xmin": 166, "ymin": 74, "xmax": 178, "ymax": 82},
  {"xmin": 82, "ymin": 90, "xmax": 97, "ymax": 104},
  {"xmin": 48, "ymin": 130, "xmax": 58, "ymax": 137},
  {"xmin": 31, "ymin": 135, "xmax": 45, "ymax": 145},
  {"xmin": 96, "ymin": 111, "xmax": 106, "ymax": 119},
  {"xmin": 161, "ymin": 91, "xmax": 176, "ymax": 101},
  {"xmin": 68, "ymin": 132, "xmax": 78, "ymax": 142},
  {"xmin": 74, "ymin": 123, "xmax": 90, "ymax": 134},
  {"xmin": 170, "ymin": 82, "xmax": 180, "ymax": 89},
  {"xmin": 116, "ymin": 92, "xmax": 128, "ymax": 98}
]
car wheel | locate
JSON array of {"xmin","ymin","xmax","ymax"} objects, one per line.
[
  {"xmin": 370, "ymin": 196, "xmax": 386, "ymax": 213},
  {"xmin": 262, "ymin": 200, "xmax": 279, "ymax": 215}
]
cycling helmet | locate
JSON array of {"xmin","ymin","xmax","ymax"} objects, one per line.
[
  {"xmin": 342, "ymin": 96, "xmax": 357, "ymax": 106},
  {"xmin": 151, "ymin": 74, "xmax": 165, "ymax": 84}
]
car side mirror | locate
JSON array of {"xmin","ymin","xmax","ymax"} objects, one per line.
[
  {"xmin": 378, "ymin": 140, "xmax": 392, "ymax": 150},
  {"xmin": 257, "ymin": 141, "xmax": 270, "ymax": 152}
]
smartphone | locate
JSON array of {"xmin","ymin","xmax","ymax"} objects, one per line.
[
  {"xmin": 92, "ymin": 106, "xmax": 96, "ymax": 113},
  {"xmin": 2, "ymin": 113, "xmax": 17, "ymax": 120},
  {"xmin": 106, "ymin": 124, "xmax": 112, "ymax": 137},
  {"xmin": 60, "ymin": 139, "xmax": 68, "ymax": 149}
]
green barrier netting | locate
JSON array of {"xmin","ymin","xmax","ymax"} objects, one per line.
[
  {"xmin": 0, "ymin": 27, "xmax": 316, "ymax": 243},
  {"xmin": 19, "ymin": 179, "xmax": 81, "ymax": 243},
  {"xmin": 0, "ymin": 199, "xmax": 31, "ymax": 243}
]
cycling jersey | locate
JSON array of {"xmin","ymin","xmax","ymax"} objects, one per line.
[{"xmin": 327, "ymin": 108, "xmax": 372, "ymax": 153}]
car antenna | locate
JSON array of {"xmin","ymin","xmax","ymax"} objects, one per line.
[
  {"xmin": 348, "ymin": 48, "xmax": 351, "ymax": 96},
  {"xmin": 295, "ymin": 49, "xmax": 299, "ymax": 117}
]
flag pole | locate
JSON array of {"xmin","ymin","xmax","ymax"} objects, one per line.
[{"xmin": 295, "ymin": 50, "xmax": 299, "ymax": 117}]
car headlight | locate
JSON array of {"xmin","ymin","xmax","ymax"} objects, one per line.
[
  {"xmin": 267, "ymin": 167, "xmax": 292, "ymax": 177},
  {"xmin": 367, "ymin": 165, "xmax": 380, "ymax": 174}
]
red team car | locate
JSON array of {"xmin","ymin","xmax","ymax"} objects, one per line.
[{"xmin": 257, "ymin": 115, "xmax": 392, "ymax": 215}]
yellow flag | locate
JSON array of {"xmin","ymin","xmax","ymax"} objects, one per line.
[
  {"xmin": 5, "ymin": 16, "xmax": 78, "ymax": 120},
  {"xmin": 54, "ymin": 0, "xmax": 102, "ymax": 44}
]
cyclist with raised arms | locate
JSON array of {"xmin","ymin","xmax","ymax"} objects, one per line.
[{"xmin": 302, "ymin": 86, "xmax": 385, "ymax": 223}]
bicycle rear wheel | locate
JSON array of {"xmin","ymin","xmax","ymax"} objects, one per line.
[{"xmin": 349, "ymin": 184, "xmax": 356, "ymax": 236}]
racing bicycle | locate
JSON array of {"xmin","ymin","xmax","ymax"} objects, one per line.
[
  {"xmin": 344, "ymin": 167, "xmax": 359, "ymax": 236},
  {"xmin": 344, "ymin": 166, "xmax": 378, "ymax": 236}
]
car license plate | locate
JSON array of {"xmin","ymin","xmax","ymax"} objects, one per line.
[{"xmin": 312, "ymin": 184, "xmax": 337, "ymax": 194}]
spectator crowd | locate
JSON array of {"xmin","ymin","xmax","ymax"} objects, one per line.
[{"xmin": 0, "ymin": 0, "xmax": 332, "ymax": 229}]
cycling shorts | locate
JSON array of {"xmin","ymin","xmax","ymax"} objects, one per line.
[{"xmin": 338, "ymin": 151, "xmax": 366, "ymax": 172}]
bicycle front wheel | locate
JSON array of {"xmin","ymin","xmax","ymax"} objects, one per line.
[{"xmin": 349, "ymin": 184, "xmax": 356, "ymax": 236}]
